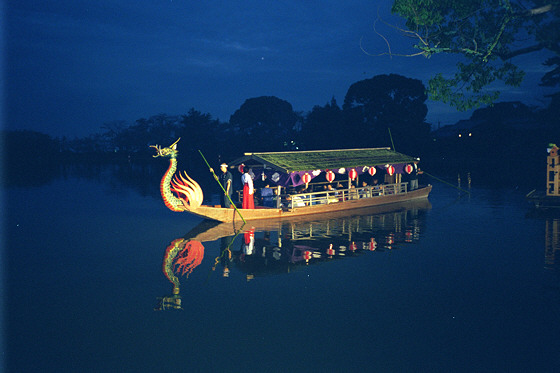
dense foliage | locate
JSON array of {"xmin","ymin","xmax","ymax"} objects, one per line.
[{"xmin": 391, "ymin": 0, "xmax": 560, "ymax": 109}]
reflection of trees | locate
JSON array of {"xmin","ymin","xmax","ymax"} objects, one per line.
[{"xmin": 4, "ymin": 130, "xmax": 61, "ymax": 187}]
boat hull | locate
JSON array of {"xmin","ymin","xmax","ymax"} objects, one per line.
[{"xmin": 187, "ymin": 185, "xmax": 432, "ymax": 223}]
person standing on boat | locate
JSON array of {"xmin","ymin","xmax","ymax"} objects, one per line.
[
  {"xmin": 241, "ymin": 167, "xmax": 255, "ymax": 209},
  {"xmin": 409, "ymin": 162, "xmax": 422, "ymax": 191},
  {"xmin": 219, "ymin": 163, "xmax": 233, "ymax": 208}
]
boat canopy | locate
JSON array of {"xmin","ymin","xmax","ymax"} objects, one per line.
[{"xmin": 228, "ymin": 148, "xmax": 419, "ymax": 187}]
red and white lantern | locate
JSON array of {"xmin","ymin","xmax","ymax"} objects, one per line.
[
  {"xmin": 348, "ymin": 168, "xmax": 357, "ymax": 181},
  {"xmin": 405, "ymin": 164, "xmax": 413, "ymax": 174},
  {"xmin": 326, "ymin": 170, "xmax": 335, "ymax": 183},
  {"xmin": 238, "ymin": 164, "xmax": 245, "ymax": 173},
  {"xmin": 368, "ymin": 167, "xmax": 376, "ymax": 176},
  {"xmin": 302, "ymin": 172, "xmax": 311, "ymax": 186},
  {"xmin": 386, "ymin": 165, "xmax": 395, "ymax": 176}
]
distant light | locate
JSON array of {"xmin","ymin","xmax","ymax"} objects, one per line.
[
  {"xmin": 458, "ymin": 134, "xmax": 462, "ymax": 138},
  {"xmin": 468, "ymin": 133, "xmax": 472, "ymax": 136}
]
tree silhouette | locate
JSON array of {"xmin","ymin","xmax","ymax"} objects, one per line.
[
  {"xmin": 342, "ymin": 74, "xmax": 430, "ymax": 153},
  {"xmin": 229, "ymin": 96, "xmax": 301, "ymax": 152},
  {"xmin": 301, "ymin": 97, "xmax": 343, "ymax": 150}
]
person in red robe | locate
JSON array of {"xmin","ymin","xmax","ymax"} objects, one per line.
[{"xmin": 241, "ymin": 168, "xmax": 254, "ymax": 209}]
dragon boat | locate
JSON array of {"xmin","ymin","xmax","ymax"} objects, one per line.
[{"xmin": 150, "ymin": 139, "xmax": 431, "ymax": 223}]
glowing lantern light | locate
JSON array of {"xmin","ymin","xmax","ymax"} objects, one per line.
[
  {"xmin": 350, "ymin": 242, "xmax": 357, "ymax": 251},
  {"xmin": 326, "ymin": 170, "xmax": 335, "ymax": 183},
  {"xmin": 302, "ymin": 172, "xmax": 311, "ymax": 187},
  {"xmin": 303, "ymin": 250, "xmax": 312, "ymax": 263},
  {"xmin": 405, "ymin": 164, "xmax": 413, "ymax": 174},
  {"xmin": 386, "ymin": 165, "xmax": 395, "ymax": 176},
  {"xmin": 326, "ymin": 244, "xmax": 335, "ymax": 256},
  {"xmin": 369, "ymin": 238, "xmax": 377, "ymax": 251},
  {"xmin": 405, "ymin": 229, "xmax": 413, "ymax": 243},
  {"xmin": 349, "ymin": 168, "xmax": 357, "ymax": 181},
  {"xmin": 368, "ymin": 167, "xmax": 376, "ymax": 176},
  {"xmin": 238, "ymin": 164, "xmax": 245, "ymax": 173}
]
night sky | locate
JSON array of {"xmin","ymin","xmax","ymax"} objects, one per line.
[{"xmin": 5, "ymin": 0, "xmax": 556, "ymax": 138}]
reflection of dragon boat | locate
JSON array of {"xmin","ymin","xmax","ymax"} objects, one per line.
[
  {"xmin": 156, "ymin": 200, "xmax": 430, "ymax": 289},
  {"xmin": 182, "ymin": 198, "xmax": 432, "ymax": 243},
  {"xmin": 151, "ymin": 139, "xmax": 431, "ymax": 222},
  {"xmin": 155, "ymin": 238, "xmax": 205, "ymax": 311}
]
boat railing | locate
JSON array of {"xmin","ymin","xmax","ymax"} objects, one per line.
[{"xmin": 284, "ymin": 182, "xmax": 408, "ymax": 210}]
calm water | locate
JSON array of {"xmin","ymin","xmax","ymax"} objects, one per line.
[{"xmin": 5, "ymin": 170, "xmax": 560, "ymax": 372}]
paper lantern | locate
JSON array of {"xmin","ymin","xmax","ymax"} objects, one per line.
[
  {"xmin": 405, "ymin": 164, "xmax": 413, "ymax": 174},
  {"xmin": 386, "ymin": 165, "xmax": 395, "ymax": 176},
  {"xmin": 349, "ymin": 168, "xmax": 357, "ymax": 181},
  {"xmin": 302, "ymin": 172, "xmax": 311, "ymax": 185},
  {"xmin": 368, "ymin": 167, "xmax": 376, "ymax": 176},
  {"xmin": 238, "ymin": 164, "xmax": 245, "ymax": 173},
  {"xmin": 326, "ymin": 170, "xmax": 335, "ymax": 183}
]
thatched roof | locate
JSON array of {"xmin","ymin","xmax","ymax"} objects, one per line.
[{"xmin": 229, "ymin": 148, "xmax": 418, "ymax": 174}]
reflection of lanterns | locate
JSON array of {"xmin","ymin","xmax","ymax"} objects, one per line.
[
  {"xmin": 386, "ymin": 234, "xmax": 394, "ymax": 245},
  {"xmin": 302, "ymin": 172, "xmax": 311, "ymax": 186},
  {"xmin": 350, "ymin": 242, "xmax": 357, "ymax": 251},
  {"xmin": 369, "ymin": 238, "xmax": 377, "ymax": 251},
  {"xmin": 349, "ymin": 168, "xmax": 357, "ymax": 181},
  {"xmin": 303, "ymin": 250, "xmax": 312, "ymax": 263},
  {"xmin": 405, "ymin": 229, "xmax": 413, "ymax": 242},
  {"xmin": 386, "ymin": 165, "xmax": 395, "ymax": 176},
  {"xmin": 326, "ymin": 170, "xmax": 335, "ymax": 183},
  {"xmin": 405, "ymin": 164, "xmax": 413, "ymax": 174},
  {"xmin": 326, "ymin": 244, "xmax": 335, "ymax": 256},
  {"xmin": 368, "ymin": 167, "xmax": 376, "ymax": 176}
]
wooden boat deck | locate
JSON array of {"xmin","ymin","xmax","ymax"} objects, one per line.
[{"xmin": 188, "ymin": 184, "xmax": 431, "ymax": 222}]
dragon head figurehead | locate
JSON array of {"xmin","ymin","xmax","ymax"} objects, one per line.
[
  {"xmin": 149, "ymin": 138, "xmax": 204, "ymax": 212},
  {"xmin": 150, "ymin": 138, "xmax": 180, "ymax": 159}
]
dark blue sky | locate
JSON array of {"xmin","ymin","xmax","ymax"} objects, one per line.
[{"xmin": 5, "ymin": 0, "xmax": 556, "ymax": 138}]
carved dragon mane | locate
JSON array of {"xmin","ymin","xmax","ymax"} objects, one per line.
[{"xmin": 150, "ymin": 138, "xmax": 204, "ymax": 212}]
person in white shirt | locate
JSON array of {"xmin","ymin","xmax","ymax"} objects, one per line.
[{"xmin": 241, "ymin": 167, "xmax": 254, "ymax": 209}]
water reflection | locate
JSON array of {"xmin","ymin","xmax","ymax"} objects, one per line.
[
  {"xmin": 527, "ymin": 209, "xmax": 560, "ymax": 272},
  {"xmin": 545, "ymin": 218, "xmax": 560, "ymax": 271},
  {"xmin": 155, "ymin": 239, "xmax": 205, "ymax": 310},
  {"xmin": 156, "ymin": 200, "xmax": 431, "ymax": 309}
]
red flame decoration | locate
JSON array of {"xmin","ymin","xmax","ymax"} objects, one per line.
[{"xmin": 173, "ymin": 241, "xmax": 205, "ymax": 277}]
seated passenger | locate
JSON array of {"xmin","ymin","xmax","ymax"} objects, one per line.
[{"xmin": 260, "ymin": 184, "xmax": 275, "ymax": 207}]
